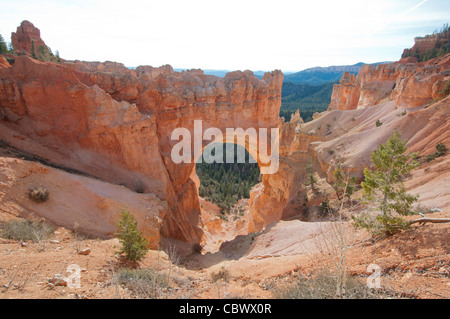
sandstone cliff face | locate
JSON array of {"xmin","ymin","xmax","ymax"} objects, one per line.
[
  {"xmin": 0, "ymin": 54, "xmax": 283, "ymax": 246},
  {"xmin": 329, "ymin": 54, "xmax": 450, "ymax": 111},
  {"xmin": 404, "ymin": 31, "xmax": 450, "ymax": 56},
  {"xmin": 11, "ymin": 20, "xmax": 47, "ymax": 55},
  {"xmin": 0, "ymin": 57, "xmax": 170, "ymax": 196},
  {"xmin": 328, "ymin": 71, "xmax": 360, "ymax": 110}
]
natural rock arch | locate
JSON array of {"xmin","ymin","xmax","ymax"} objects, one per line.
[
  {"xmin": 156, "ymin": 109, "xmax": 282, "ymax": 244},
  {"xmin": 0, "ymin": 55, "xmax": 289, "ymax": 247}
]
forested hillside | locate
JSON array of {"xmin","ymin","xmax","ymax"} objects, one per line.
[
  {"xmin": 280, "ymin": 81, "xmax": 335, "ymax": 122},
  {"xmin": 196, "ymin": 144, "xmax": 261, "ymax": 214}
]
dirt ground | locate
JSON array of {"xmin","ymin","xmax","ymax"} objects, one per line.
[{"xmin": 0, "ymin": 208, "xmax": 448, "ymax": 299}]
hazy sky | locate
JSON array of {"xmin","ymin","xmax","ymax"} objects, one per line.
[{"xmin": 1, "ymin": 0, "xmax": 449, "ymax": 72}]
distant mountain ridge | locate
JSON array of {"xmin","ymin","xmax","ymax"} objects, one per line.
[
  {"xmin": 172, "ymin": 62, "xmax": 391, "ymax": 85},
  {"xmin": 283, "ymin": 62, "xmax": 392, "ymax": 85},
  {"xmin": 172, "ymin": 69, "xmax": 270, "ymax": 78}
]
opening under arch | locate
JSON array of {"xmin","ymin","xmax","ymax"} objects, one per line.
[{"xmin": 195, "ymin": 143, "xmax": 261, "ymax": 216}]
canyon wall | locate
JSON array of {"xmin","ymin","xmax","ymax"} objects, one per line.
[
  {"xmin": 329, "ymin": 54, "xmax": 450, "ymax": 111},
  {"xmin": 268, "ymin": 54, "xmax": 450, "ymax": 229}
]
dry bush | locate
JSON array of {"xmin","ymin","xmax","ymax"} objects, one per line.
[
  {"xmin": 72, "ymin": 225, "xmax": 85, "ymax": 253},
  {"xmin": 0, "ymin": 219, "xmax": 53, "ymax": 242},
  {"xmin": 299, "ymin": 167, "xmax": 360, "ymax": 298},
  {"xmin": 191, "ymin": 242, "xmax": 203, "ymax": 254},
  {"xmin": 114, "ymin": 268, "xmax": 169, "ymax": 299},
  {"xmin": 210, "ymin": 266, "xmax": 231, "ymax": 298},
  {"xmin": 28, "ymin": 186, "xmax": 49, "ymax": 203},
  {"xmin": 164, "ymin": 244, "xmax": 181, "ymax": 265},
  {"xmin": 272, "ymin": 269, "xmax": 384, "ymax": 299},
  {"xmin": 210, "ymin": 267, "xmax": 231, "ymax": 283}
]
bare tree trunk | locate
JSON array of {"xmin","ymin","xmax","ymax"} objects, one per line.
[{"xmin": 409, "ymin": 213, "xmax": 450, "ymax": 225}]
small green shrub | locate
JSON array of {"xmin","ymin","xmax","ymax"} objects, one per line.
[
  {"xmin": 426, "ymin": 143, "xmax": 447, "ymax": 162},
  {"xmin": 375, "ymin": 120, "xmax": 383, "ymax": 127},
  {"xmin": 397, "ymin": 110, "xmax": 407, "ymax": 117},
  {"xmin": 115, "ymin": 208, "xmax": 149, "ymax": 263},
  {"xmin": 28, "ymin": 186, "xmax": 49, "ymax": 203},
  {"xmin": 436, "ymin": 143, "xmax": 447, "ymax": 154},
  {"xmin": 439, "ymin": 79, "xmax": 450, "ymax": 98},
  {"xmin": 328, "ymin": 149, "xmax": 335, "ymax": 155},
  {"xmin": 0, "ymin": 219, "xmax": 54, "ymax": 242}
]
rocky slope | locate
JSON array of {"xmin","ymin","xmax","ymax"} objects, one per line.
[{"xmin": 0, "ymin": 155, "xmax": 167, "ymax": 248}]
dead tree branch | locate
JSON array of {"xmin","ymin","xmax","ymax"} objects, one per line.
[{"xmin": 409, "ymin": 213, "xmax": 450, "ymax": 225}]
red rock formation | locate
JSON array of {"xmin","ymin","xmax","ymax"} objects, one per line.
[
  {"xmin": 328, "ymin": 71, "xmax": 360, "ymax": 111},
  {"xmin": 274, "ymin": 50, "xmax": 450, "ymax": 230},
  {"xmin": 11, "ymin": 20, "xmax": 47, "ymax": 55},
  {"xmin": 328, "ymin": 53, "xmax": 450, "ymax": 111},
  {"xmin": 0, "ymin": 53, "xmax": 283, "ymax": 245},
  {"xmin": 404, "ymin": 31, "xmax": 450, "ymax": 56}
]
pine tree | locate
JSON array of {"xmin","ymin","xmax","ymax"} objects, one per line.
[
  {"xmin": 7, "ymin": 42, "xmax": 15, "ymax": 55},
  {"xmin": 31, "ymin": 39, "xmax": 37, "ymax": 59},
  {"xmin": 353, "ymin": 131, "xmax": 419, "ymax": 235},
  {"xmin": 304, "ymin": 160, "xmax": 317, "ymax": 190},
  {"xmin": 115, "ymin": 208, "xmax": 149, "ymax": 263},
  {"xmin": 333, "ymin": 163, "xmax": 346, "ymax": 200},
  {"xmin": 0, "ymin": 34, "xmax": 7, "ymax": 54},
  {"xmin": 37, "ymin": 44, "xmax": 50, "ymax": 61}
]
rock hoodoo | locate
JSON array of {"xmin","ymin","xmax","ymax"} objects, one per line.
[{"xmin": 11, "ymin": 20, "xmax": 47, "ymax": 55}]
